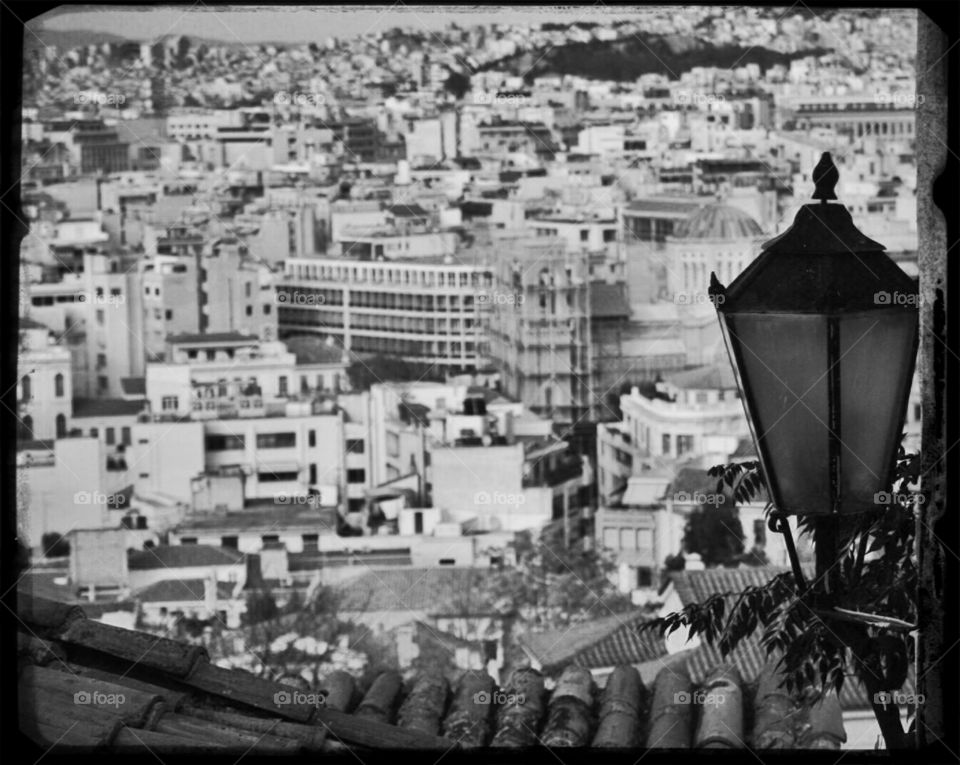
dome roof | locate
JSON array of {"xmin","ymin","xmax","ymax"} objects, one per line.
[{"xmin": 673, "ymin": 204, "xmax": 763, "ymax": 241}]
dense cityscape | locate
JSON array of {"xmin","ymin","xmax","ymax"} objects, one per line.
[{"xmin": 16, "ymin": 5, "xmax": 923, "ymax": 752}]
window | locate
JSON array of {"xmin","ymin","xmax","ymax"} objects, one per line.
[
  {"xmin": 161, "ymin": 396, "xmax": 178, "ymax": 411},
  {"xmin": 55, "ymin": 414, "xmax": 66, "ymax": 438},
  {"xmin": 264, "ymin": 304, "xmax": 271, "ymax": 315},
  {"xmin": 580, "ymin": 229, "xmax": 589, "ymax": 242},
  {"xmin": 278, "ymin": 376, "xmax": 288, "ymax": 396},
  {"xmin": 386, "ymin": 432, "xmax": 399, "ymax": 458},
  {"xmin": 96, "ymin": 309, "xmax": 105, "ymax": 325},
  {"xmin": 20, "ymin": 375, "xmax": 31, "ymax": 401},
  {"xmin": 347, "ymin": 468, "xmax": 366, "ymax": 484},
  {"xmin": 256, "ymin": 432, "xmax": 295, "ymax": 449},
  {"xmin": 302, "ymin": 533, "xmax": 319, "ymax": 552},
  {"xmin": 636, "ymin": 567, "xmax": 653, "ymax": 588},
  {"xmin": 165, "ymin": 309, "xmax": 173, "ymax": 320},
  {"xmin": 206, "ymin": 434, "xmax": 245, "ymax": 451},
  {"xmin": 221, "ymin": 536, "xmax": 238, "ymax": 549},
  {"xmin": 346, "ymin": 438, "xmax": 365, "ymax": 454},
  {"xmin": 677, "ymin": 435, "xmax": 695, "ymax": 456},
  {"xmin": 308, "ymin": 430, "xmax": 316, "ymax": 447},
  {"xmin": 98, "ymin": 376, "xmax": 108, "ymax": 392},
  {"xmin": 261, "ymin": 534, "xmax": 280, "ymax": 547},
  {"xmin": 439, "ymin": 558, "xmax": 456, "ymax": 566},
  {"xmin": 97, "ymin": 353, "xmax": 107, "ymax": 369},
  {"xmin": 105, "ymin": 427, "xmax": 115, "ymax": 446},
  {"xmin": 245, "ymin": 305, "xmax": 253, "ymax": 316},
  {"xmin": 637, "ymin": 529, "xmax": 654, "ymax": 555},
  {"xmin": 662, "ymin": 433, "xmax": 671, "ymax": 454},
  {"xmin": 309, "ymin": 464, "xmax": 317, "ymax": 484},
  {"xmin": 245, "ymin": 282, "xmax": 252, "ymax": 298},
  {"xmin": 603, "ymin": 528, "xmax": 618, "ymax": 549},
  {"xmin": 121, "ymin": 427, "xmax": 131, "ymax": 445},
  {"xmin": 54, "ymin": 373, "xmax": 64, "ymax": 398},
  {"xmin": 180, "ymin": 537, "xmax": 198, "ymax": 545}
]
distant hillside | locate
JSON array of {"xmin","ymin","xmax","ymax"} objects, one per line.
[{"xmin": 477, "ymin": 33, "xmax": 833, "ymax": 82}]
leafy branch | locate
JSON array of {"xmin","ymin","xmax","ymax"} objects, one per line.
[{"xmin": 642, "ymin": 447, "xmax": 922, "ymax": 748}]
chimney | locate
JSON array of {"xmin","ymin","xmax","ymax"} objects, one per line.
[{"xmin": 203, "ymin": 571, "xmax": 217, "ymax": 616}]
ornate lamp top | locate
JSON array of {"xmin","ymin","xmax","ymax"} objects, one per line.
[{"xmin": 811, "ymin": 152, "xmax": 839, "ymax": 202}]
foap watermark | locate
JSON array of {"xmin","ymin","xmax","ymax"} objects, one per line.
[
  {"xmin": 674, "ymin": 690, "xmax": 726, "ymax": 706},
  {"xmin": 874, "ymin": 291, "xmax": 918, "ymax": 307},
  {"xmin": 78, "ymin": 290, "xmax": 126, "ymax": 306},
  {"xmin": 874, "ymin": 690, "xmax": 924, "ymax": 706},
  {"xmin": 74, "ymin": 690, "xmax": 126, "ymax": 708},
  {"xmin": 475, "ymin": 491, "xmax": 525, "ymax": 507},
  {"xmin": 74, "ymin": 491, "xmax": 126, "ymax": 507},
  {"xmin": 473, "ymin": 690, "xmax": 525, "ymax": 706},
  {"xmin": 472, "ymin": 92, "xmax": 529, "ymax": 106},
  {"xmin": 276, "ymin": 493, "xmax": 323, "ymax": 507},
  {"xmin": 674, "ymin": 291, "xmax": 724, "ymax": 306},
  {"xmin": 874, "ymin": 491, "xmax": 925, "ymax": 506},
  {"xmin": 274, "ymin": 91, "xmax": 327, "ymax": 107},
  {"xmin": 478, "ymin": 290, "xmax": 525, "ymax": 306},
  {"xmin": 674, "ymin": 491, "xmax": 726, "ymax": 506},
  {"xmin": 873, "ymin": 92, "xmax": 925, "ymax": 107},
  {"xmin": 73, "ymin": 92, "xmax": 126, "ymax": 106},
  {"xmin": 676, "ymin": 91, "xmax": 725, "ymax": 107},
  {"xmin": 273, "ymin": 690, "xmax": 327, "ymax": 708},
  {"xmin": 276, "ymin": 290, "xmax": 326, "ymax": 306}
]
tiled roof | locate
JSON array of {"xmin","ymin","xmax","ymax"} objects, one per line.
[
  {"xmin": 17, "ymin": 589, "xmax": 847, "ymax": 752},
  {"xmin": 519, "ymin": 611, "xmax": 650, "ymax": 672},
  {"xmin": 134, "ymin": 579, "xmax": 238, "ymax": 603},
  {"xmin": 333, "ymin": 568, "xmax": 500, "ymax": 614},
  {"xmin": 166, "ymin": 332, "xmax": 259, "ymax": 345},
  {"xmin": 72, "ymin": 398, "xmax": 147, "ymax": 418},
  {"xmin": 120, "ymin": 377, "xmax": 146, "ymax": 396},
  {"xmin": 128, "ymin": 545, "xmax": 245, "ymax": 571}
]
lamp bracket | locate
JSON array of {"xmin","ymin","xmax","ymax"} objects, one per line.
[{"xmin": 767, "ymin": 510, "xmax": 808, "ymax": 595}]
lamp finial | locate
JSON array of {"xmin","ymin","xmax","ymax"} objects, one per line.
[{"xmin": 812, "ymin": 152, "xmax": 839, "ymax": 202}]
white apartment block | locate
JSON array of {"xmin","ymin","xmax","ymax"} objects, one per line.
[{"xmin": 278, "ymin": 254, "xmax": 493, "ymax": 374}]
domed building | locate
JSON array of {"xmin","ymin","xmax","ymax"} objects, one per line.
[
  {"xmin": 666, "ymin": 203, "xmax": 765, "ymax": 299},
  {"xmin": 665, "ymin": 203, "xmax": 766, "ymax": 366}
]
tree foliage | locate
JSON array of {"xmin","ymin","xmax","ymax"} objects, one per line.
[
  {"xmin": 683, "ymin": 501, "xmax": 744, "ymax": 567},
  {"xmin": 639, "ymin": 448, "xmax": 922, "ymax": 748},
  {"xmin": 481, "ymin": 526, "xmax": 633, "ymax": 629}
]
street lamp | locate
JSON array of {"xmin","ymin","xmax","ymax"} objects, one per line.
[{"xmin": 709, "ymin": 153, "xmax": 919, "ymax": 595}]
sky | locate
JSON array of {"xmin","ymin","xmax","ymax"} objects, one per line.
[{"xmin": 29, "ymin": 5, "xmax": 654, "ymax": 45}]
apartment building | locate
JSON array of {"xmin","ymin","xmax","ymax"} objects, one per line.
[
  {"xmin": 278, "ymin": 252, "xmax": 493, "ymax": 375},
  {"xmin": 17, "ymin": 319, "xmax": 72, "ymax": 441}
]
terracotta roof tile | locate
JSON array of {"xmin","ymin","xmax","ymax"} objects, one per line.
[{"xmin": 17, "ymin": 590, "xmax": 851, "ymax": 753}]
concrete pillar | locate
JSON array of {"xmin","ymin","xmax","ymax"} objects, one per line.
[{"xmin": 914, "ymin": 9, "xmax": 951, "ymax": 749}]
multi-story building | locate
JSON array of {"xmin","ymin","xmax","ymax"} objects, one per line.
[
  {"xmin": 140, "ymin": 226, "xmax": 279, "ymax": 361},
  {"xmin": 17, "ymin": 319, "xmax": 72, "ymax": 441},
  {"xmin": 486, "ymin": 235, "xmax": 593, "ymax": 424},
  {"xmin": 24, "ymin": 252, "xmax": 142, "ymax": 399},
  {"xmin": 277, "ymin": 251, "xmax": 493, "ymax": 376},
  {"xmin": 596, "ymin": 363, "xmax": 749, "ymax": 505},
  {"xmin": 131, "ymin": 333, "xmax": 350, "ymax": 509},
  {"xmin": 779, "ymin": 94, "xmax": 916, "ymax": 141}
]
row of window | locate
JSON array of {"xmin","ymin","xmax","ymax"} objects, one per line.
[{"xmin": 21, "ymin": 374, "xmax": 66, "ymax": 400}]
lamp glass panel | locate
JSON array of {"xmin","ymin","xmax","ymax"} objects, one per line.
[
  {"xmin": 837, "ymin": 310, "xmax": 918, "ymax": 513},
  {"xmin": 727, "ymin": 313, "xmax": 831, "ymax": 515}
]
